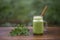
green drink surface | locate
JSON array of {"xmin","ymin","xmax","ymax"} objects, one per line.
[
  {"xmin": 34, "ymin": 18, "xmax": 43, "ymax": 20},
  {"xmin": 33, "ymin": 22, "xmax": 44, "ymax": 34}
]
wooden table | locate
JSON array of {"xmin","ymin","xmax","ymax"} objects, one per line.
[{"xmin": 0, "ymin": 26, "xmax": 60, "ymax": 40}]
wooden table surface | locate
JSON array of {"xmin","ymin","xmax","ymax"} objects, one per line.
[{"xmin": 0, "ymin": 26, "xmax": 60, "ymax": 40}]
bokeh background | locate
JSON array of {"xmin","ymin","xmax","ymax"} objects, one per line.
[{"xmin": 0, "ymin": 0, "xmax": 60, "ymax": 27}]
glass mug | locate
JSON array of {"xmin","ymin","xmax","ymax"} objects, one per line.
[{"xmin": 33, "ymin": 16, "xmax": 47, "ymax": 35}]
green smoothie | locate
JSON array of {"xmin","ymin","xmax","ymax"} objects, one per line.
[{"xmin": 33, "ymin": 16, "xmax": 44, "ymax": 34}]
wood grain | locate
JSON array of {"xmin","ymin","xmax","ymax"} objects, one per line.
[{"xmin": 0, "ymin": 26, "xmax": 60, "ymax": 40}]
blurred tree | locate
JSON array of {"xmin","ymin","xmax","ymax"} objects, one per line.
[
  {"xmin": 44, "ymin": 0, "xmax": 60, "ymax": 25},
  {"xmin": 0, "ymin": 0, "xmax": 34, "ymax": 23},
  {"xmin": 0, "ymin": 0, "xmax": 60, "ymax": 25}
]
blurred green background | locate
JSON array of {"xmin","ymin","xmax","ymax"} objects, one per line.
[{"xmin": 0, "ymin": 0, "xmax": 60, "ymax": 27}]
